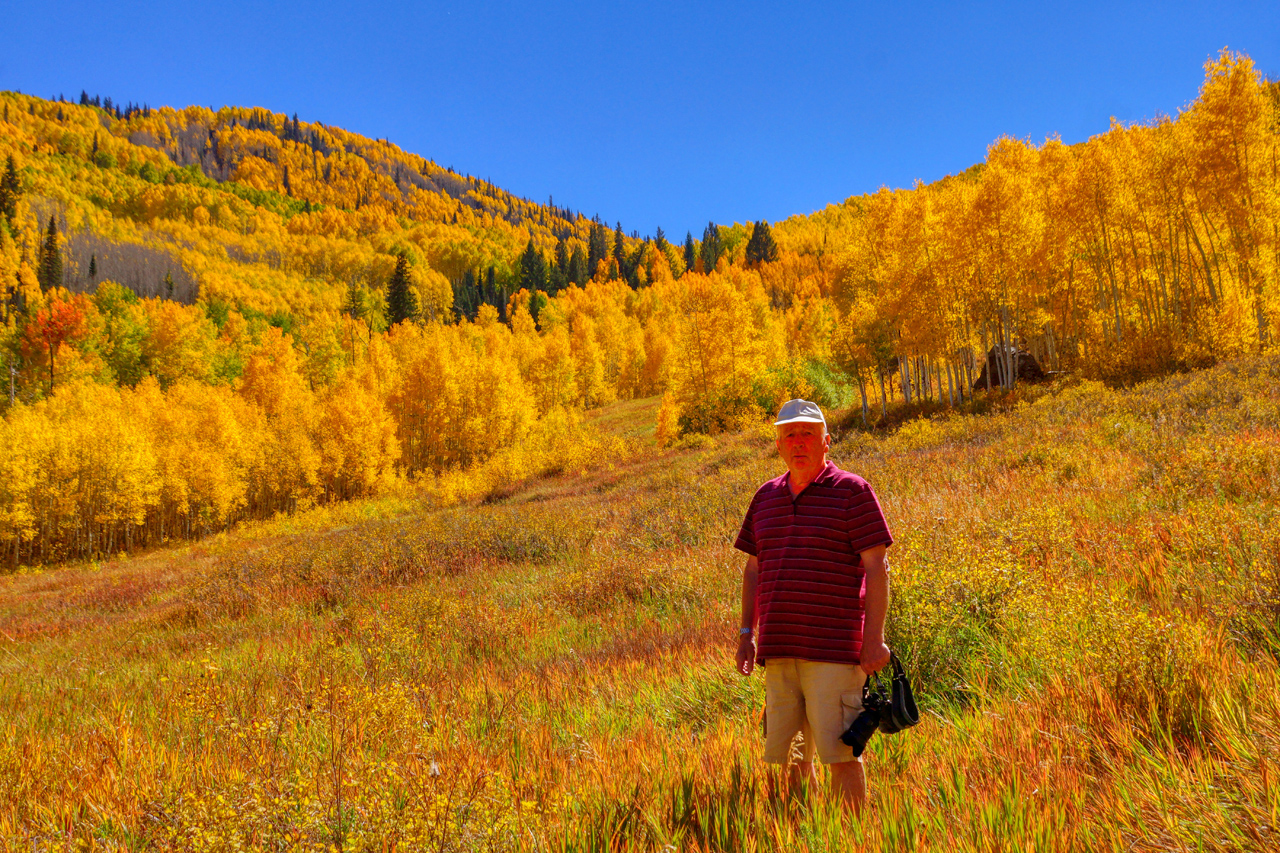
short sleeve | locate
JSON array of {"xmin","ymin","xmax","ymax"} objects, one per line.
[
  {"xmin": 734, "ymin": 490, "xmax": 760, "ymax": 556},
  {"xmin": 847, "ymin": 479, "xmax": 893, "ymax": 556}
]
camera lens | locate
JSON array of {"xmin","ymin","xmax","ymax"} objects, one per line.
[{"xmin": 839, "ymin": 708, "xmax": 881, "ymax": 757}]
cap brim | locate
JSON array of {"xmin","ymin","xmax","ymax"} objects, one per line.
[{"xmin": 773, "ymin": 415, "xmax": 826, "ymax": 426}]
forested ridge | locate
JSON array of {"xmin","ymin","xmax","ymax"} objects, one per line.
[{"xmin": 0, "ymin": 50, "xmax": 1277, "ymax": 566}]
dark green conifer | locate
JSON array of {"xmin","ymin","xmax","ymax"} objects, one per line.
[
  {"xmin": 745, "ymin": 220, "xmax": 778, "ymax": 267},
  {"xmin": 626, "ymin": 244, "xmax": 646, "ymax": 290},
  {"xmin": 554, "ymin": 236, "xmax": 569, "ymax": 275},
  {"xmin": 0, "ymin": 155, "xmax": 20, "ymax": 225},
  {"xmin": 612, "ymin": 222, "xmax": 626, "ymax": 278},
  {"xmin": 701, "ymin": 221, "xmax": 722, "ymax": 272},
  {"xmin": 684, "ymin": 232, "xmax": 696, "ymax": 276},
  {"xmin": 488, "ymin": 267, "xmax": 505, "ymax": 322},
  {"xmin": 551, "ymin": 236, "xmax": 570, "ymax": 293},
  {"xmin": 88, "ymin": 254, "xmax": 97, "ymax": 279},
  {"xmin": 587, "ymin": 218, "xmax": 608, "ymax": 278},
  {"xmin": 37, "ymin": 216, "xmax": 62, "ymax": 291},
  {"xmin": 568, "ymin": 245, "xmax": 588, "ymax": 286},
  {"xmin": 386, "ymin": 253, "xmax": 419, "ymax": 326},
  {"xmin": 518, "ymin": 239, "xmax": 548, "ymax": 294}
]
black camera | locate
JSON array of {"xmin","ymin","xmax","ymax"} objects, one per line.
[
  {"xmin": 839, "ymin": 653, "xmax": 918, "ymax": 757},
  {"xmin": 839, "ymin": 685, "xmax": 887, "ymax": 757}
]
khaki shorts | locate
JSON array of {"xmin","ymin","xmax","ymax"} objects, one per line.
[{"xmin": 763, "ymin": 658, "xmax": 866, "ymax": 765}]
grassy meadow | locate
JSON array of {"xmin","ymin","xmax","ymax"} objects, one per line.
[{"xmin": 2, "ymin": 359, "xmax": 1280, "ymax": 851}]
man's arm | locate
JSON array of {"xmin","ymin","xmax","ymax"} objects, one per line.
[
  {"xmin": 735, "ymin": 554, "xmax": 759, "ymax": 676},
  {"xmin": 859, "ymin": 544, "xmax": 890, "ymax": 673}
]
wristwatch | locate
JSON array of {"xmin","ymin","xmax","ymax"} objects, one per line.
[{"xmin": 739, "ymin": 627, "xmax": 753, "ymax": 637}]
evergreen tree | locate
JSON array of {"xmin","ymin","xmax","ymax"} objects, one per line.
[
  {"xmin": 684, "ymin": 232, "xmax": 697, "ymax": 276},
  {"xmin": 88, "ymin": 254, "xmax": 97, "ymax": 280},
  {"xmin": 745, "ymin": 220, "xmax": 778, "ymax": 267},
  {"xmin": 164, "ymin": 271, "xmax": 175, "ymax": 299},
  {"xmin": 518, "ymin": 238, "xmax": 547, "ymax": 294},
  {"xmin": 528, "ymin": 289, "xmax": 548, "ymax": 325},
  {"xmin": 654, "ymin": 226, "xmax": 668, "ymax": 253},
  {"xmin": 701, "ymin": 221, "xmax": 722, "ymax": 272},
  {"xmin": 612, "ymin": 222, "xmax": 626, "ymax": 278},
  {"xmin": 550, "ymin": 236, "xmax": 570, "ymax": 293},
  {"xmin": 568, "ymin": 245, "xmax": 588, "ymax": 286},
  {"xmin": 626, "ymin": 244, "xmax": 646, "ymax": 290},
  {"xmin": 587, "ymin": 218, "xmax": 608, "ymax": 278},
  {"xmin": 0, "ymin": 155, "xmax": 20, "ymax": 226},
  {"xmin": 451, "ymin": 274, "xmax": 477, "ymax": 321},
  {"xmin": 37, "ymin": 216, "xmax": 62, "ymax": 291},
  {"xmin": 548, "ymin": 263, "xmax": 567, "ymax": 294},
  {"xmin": 386, "ymin": 252, "xmax": 419, "ymax": 326},
  {"xmin": 554, "ymin": 235, "xmax": 569, "ymax": 276},
  {"xmin": 488, "ymin": 267, "xmax": 505, "ymax": 322}
]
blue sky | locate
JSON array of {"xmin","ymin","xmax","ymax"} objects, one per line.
[{"xmin": 5, "ymin": 1, "xmax": 1279, "ymax": 239}]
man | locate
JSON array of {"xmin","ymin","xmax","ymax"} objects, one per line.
[{"xmin": 734, "ymin": 398, "xmax": 893, "ymax": 810}]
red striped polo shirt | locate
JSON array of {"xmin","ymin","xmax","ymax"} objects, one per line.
[{"xmin": 734, "ymin": 461, "xmax": 893, "ymax": 666}]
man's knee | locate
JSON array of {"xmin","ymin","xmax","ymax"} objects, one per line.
[
  {"xmin": 828, "ymin": 758, "xmax": 866, "ymax": 807},
  {"xmin": 829, "ymin": 758, "xmax": 863, "ymax": 780},
  {"xmin": 829, "ymin": 758, "xmax": 865, "ymax": 792}
]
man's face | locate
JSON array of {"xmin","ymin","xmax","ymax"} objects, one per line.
[{"xmin": 775, "ymin": 421, "xmax": 830, "ymax": 481}]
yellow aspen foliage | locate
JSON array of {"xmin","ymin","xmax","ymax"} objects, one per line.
[
  {"xmin": 385, "ymin": 321, "xmax": 533, "ymax": 474},
  {"xmin": 654, "ymin": 393, "xmax": 681, "ymax": 449},
  {"xmin": 316, "ymin": 374, "xmax": 401, "ymax": 501},
  {"xmin": 639, "ymin": 324, "xmax": 673, "ymax": 397},
  {"xmin": 134, "ymin": 378, "xmax": 262, "ymax": 534},
  {"xmin": 143, "ymin": 298, "xmax": 218, "ymax": 388},
  {"xmin": 296, "ymin": 314, "xmax": 348, "ymax": 389},
  {"xmin": 11, "ymin": 381, "xmax": 158, "ymax": 560},
  {"xmin": 569, "ymin": 313, "xmax": 610, "ymax": 408},
  {"xmin": 413, "ymin": 264, "xmax": 454, "ymax": 322},
  {"xmin": 385, "ymin": 323, "xmax": 455, "ymax": 475},
  {"xmin": 239, "ymin": 327, "xmax": 321, "ymax": 512},
  {"xmin": 0, "ymin": 410, "xmax": 40, "ymax": 563},
  {"xmin": 526, "ymin": 325, "xmax": 578, "ymax": 414},
  {"xmin": 476, "ymin": 303, "xmax": 501, "ymax": 329},
  {"xmin": 783, "ymin": 296, "xmax": 837, "ymax": 362}
]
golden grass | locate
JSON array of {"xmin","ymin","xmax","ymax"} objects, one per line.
[{"xmin": 2, "ymin": 359, "xmax": 1279, "ymax": 850}]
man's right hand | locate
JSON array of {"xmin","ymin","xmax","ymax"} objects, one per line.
[{"xmin": 735, "ymin": 635, "xmax": 756, "ymax": 676}]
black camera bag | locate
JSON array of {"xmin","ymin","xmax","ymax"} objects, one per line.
[{"xmin": 868, "ymin": 651, "xmax": 919, "ymax": 735}]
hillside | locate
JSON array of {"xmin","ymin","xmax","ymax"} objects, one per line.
[
  {"xmin": 1, "ymin": 358, "xmax": 1277, "ymax": 849},
  {"xmin": 0, "ymin": 50, "xmax": 1277, "ymax": 568}
]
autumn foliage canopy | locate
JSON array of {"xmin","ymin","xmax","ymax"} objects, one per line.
[{"xmin": 0, "ymin": 50, "xmax": 1277, "ymax": 565}]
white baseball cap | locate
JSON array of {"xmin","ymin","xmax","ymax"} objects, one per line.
[{"xmin": 774, "ymin": 399, "xmax": 826, "ymax": 427}]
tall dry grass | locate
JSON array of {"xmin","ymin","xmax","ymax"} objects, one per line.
[{"xmin": 1, "ymin": 358, "xmax": 1278, "ymax": 850}]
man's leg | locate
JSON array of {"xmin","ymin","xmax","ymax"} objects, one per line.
[
  {"xmin": 766, "ymin": 758, "xmax": 818, "ymax": 802},
  {"xmin": 788, "ymin": 759, "xmax": 819, "ymax": 797},
  {"xmin": 763, "ymin": 659, "xmax": 810, "ymax": 802},
  {"xmin": 828, "ymin": 759, "xmax": 866, "ymax": 811},
  {"xmin": 796, "ymin": 660, "xmax": 868, "ymax": 812}
]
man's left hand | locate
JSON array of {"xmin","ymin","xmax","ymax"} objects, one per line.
[{"xmin": 861, "ymin": 640, "xmax": 890, "ymax": 674}]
